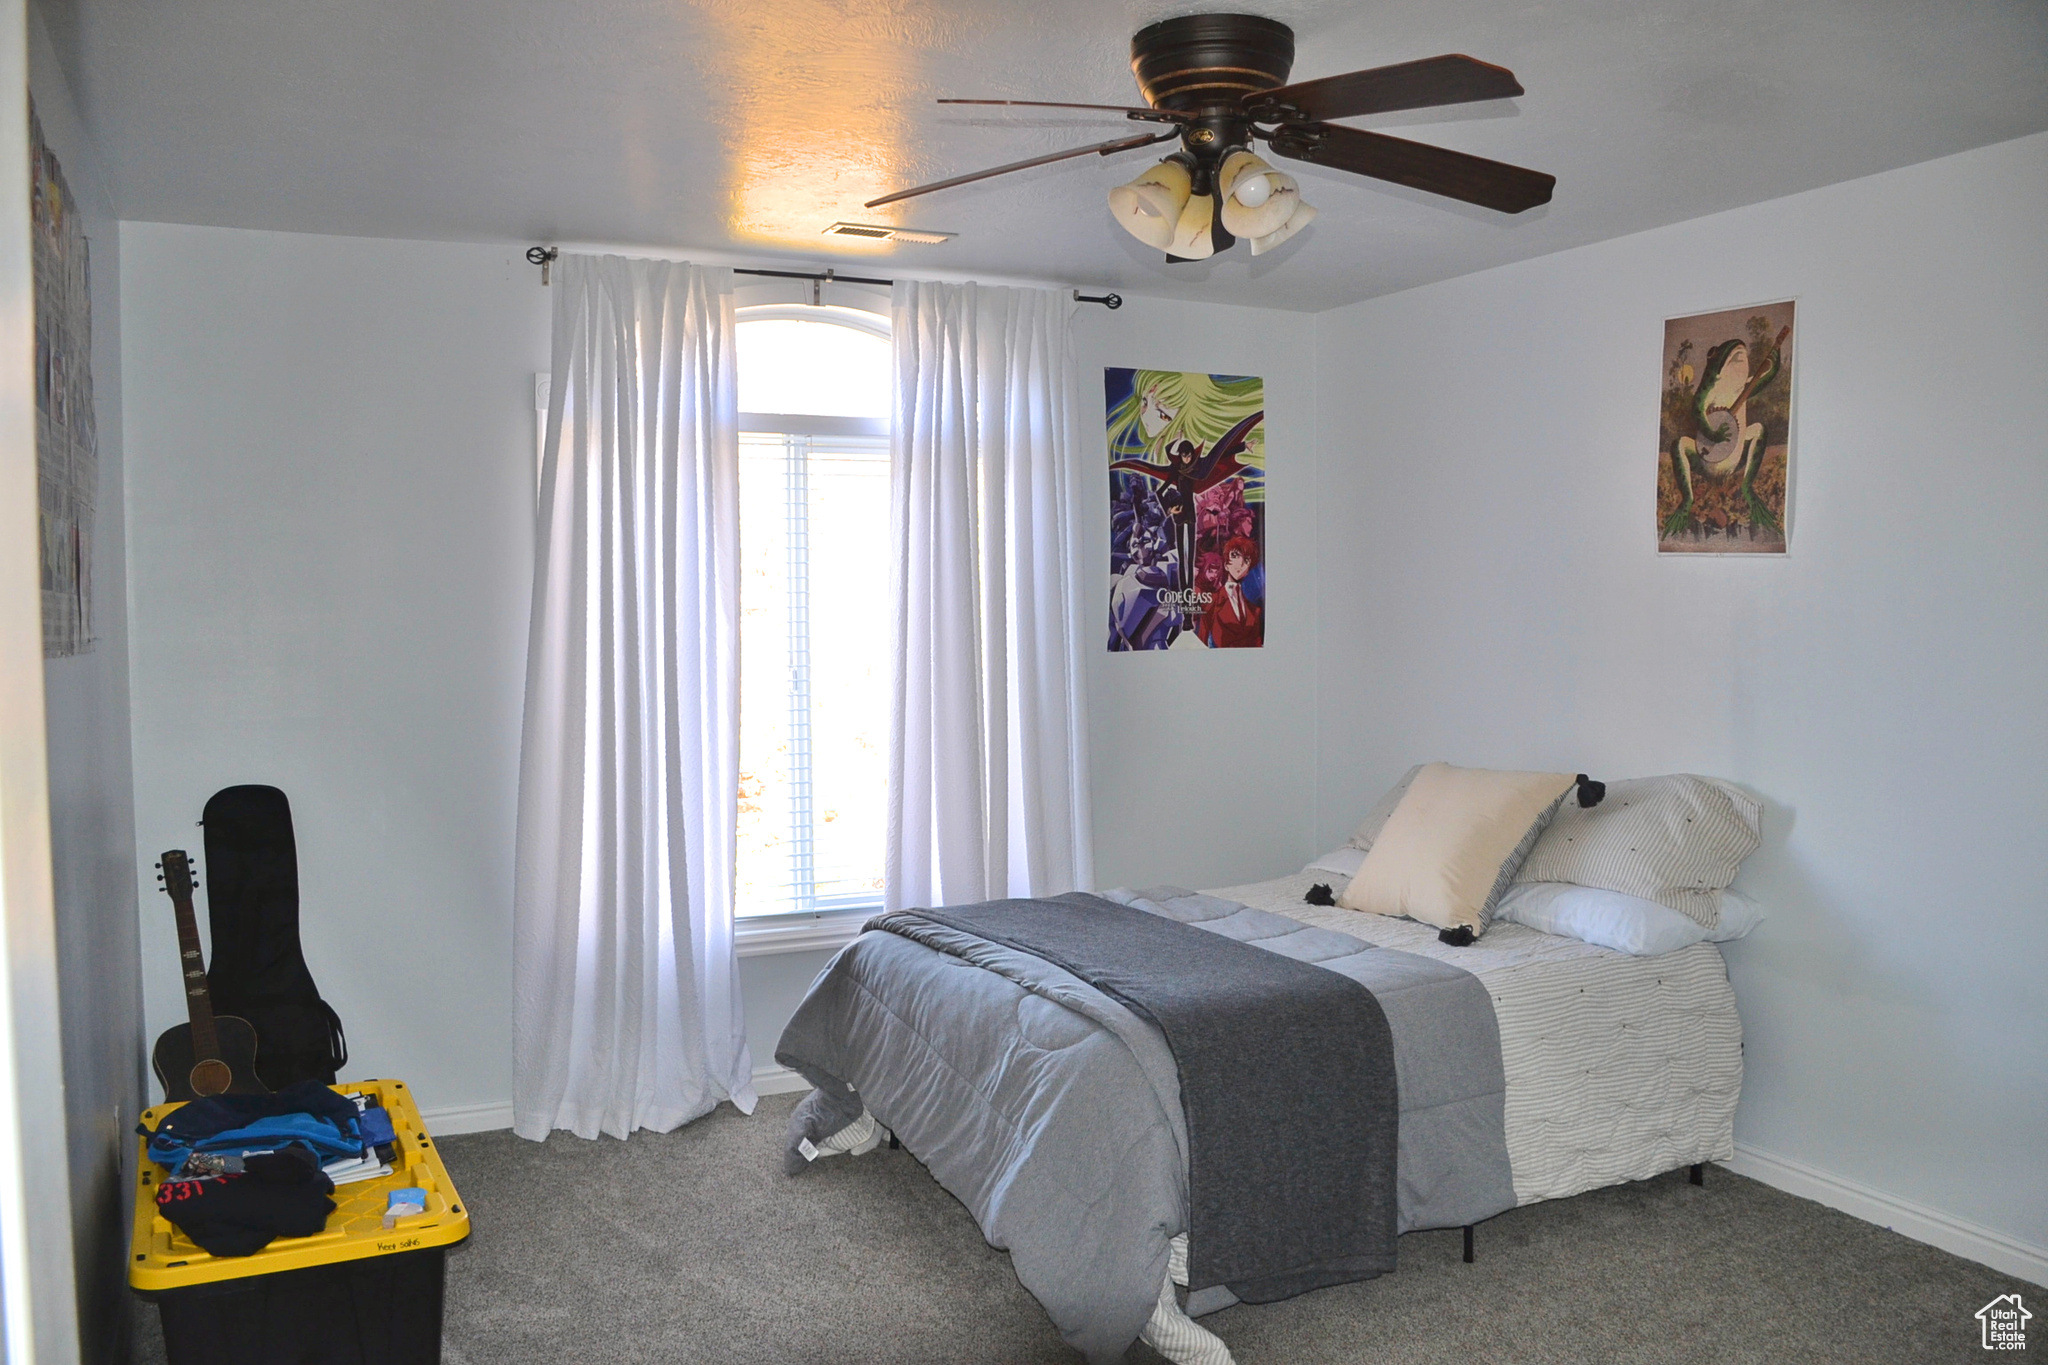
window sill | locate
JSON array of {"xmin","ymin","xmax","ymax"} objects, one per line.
[{"xmin": 734, "ymin": 906, "xmax": 877, "ymax": 958}]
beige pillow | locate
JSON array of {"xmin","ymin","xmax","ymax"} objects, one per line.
[{"xmin": 1341, "ymin": 763, "xmax": 1577, "ymax": 934}]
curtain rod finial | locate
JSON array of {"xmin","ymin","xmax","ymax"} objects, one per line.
[{"xmin": 526, "ymin": 245, "xmax": 560, "ymax": 285}]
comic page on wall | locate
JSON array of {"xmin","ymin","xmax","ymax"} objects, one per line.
[
  {"xmin": 32, "ymin": 100, "xmax": 97, "ymax": 657},
  {"xmin": 1106, "ymin": 368, "xmax": 1265, "ymax": 651}
]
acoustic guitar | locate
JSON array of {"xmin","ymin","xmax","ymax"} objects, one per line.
[{"xmin": 151, "ymin": 848, "xmax": 267, "ymax": 1102}]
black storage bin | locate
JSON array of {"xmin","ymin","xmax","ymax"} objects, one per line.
[
  {"xmin": 142, "ymin": 1243, "xmax": 460, "ymax": 1365},
  {"xmin": 132, "ymin": 1080, "xmax": 470, "ymax": 1365}
]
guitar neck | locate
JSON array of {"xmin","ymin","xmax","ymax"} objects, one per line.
[{"xmin": 164, "ymin": 866, "xmax": 222, "ymax": 1063}]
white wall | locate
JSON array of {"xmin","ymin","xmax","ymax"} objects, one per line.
[
  {"xmin": 1313, "ymin": 132, "xmax": 2048, "ymax": 1262},
  {"xmin": 121, "ymin": 225, "xmax": 546, "ymax": 1120},
  {"xmin": 1073, "ymin": 297, "xmax": 1321, "ymax": 890},
  {"xmin": 30, "ymin": 5, "xmax": 137, "ymax": 1359},
  {"xmin": 1, "ymin": 0, "xmax": 85, "ymax": 1356}
]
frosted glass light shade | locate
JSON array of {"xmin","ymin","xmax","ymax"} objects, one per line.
[
  {"xmin": 1108, "ymin": 159, "xmax": 1193, "ymax": 250},
  {"xmin": 1248, "ymin": 199, "xmax": 1317, "ymax": 255},
  {"xmin": 1218, "ymin": 152, "xmax": 1298, "ymax": 239},
  {"xmin": 1167, "ymin": 193, "xmax": 1217, "ymax": 259},
  {"xmin": 1218, "ymin": 150, "xmax": 1271, "ymax": 202}
]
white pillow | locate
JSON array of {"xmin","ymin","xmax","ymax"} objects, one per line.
[
  {"xmin": 1496, "ymin": 882, "xmax": 1710, "ymax": 956},
  {"xmin": 1306, "ymin": 846, "xmax": 1366, "ymax": 879},
  {"xmin": 1515, "ymin": 774, "xmax": 1761, "ymax": 929},
  {"xmin": 1341, "ymin": 764, "xmax": 1577, "ymax": 934},
  {"xmin": 1703, "ymin": 888, "xmax": 1764, "ymax": 942}
]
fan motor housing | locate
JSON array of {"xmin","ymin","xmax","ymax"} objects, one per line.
[{"xmin": 1131, "ymin": 14, "xmax": 1296, "ymax": 114}]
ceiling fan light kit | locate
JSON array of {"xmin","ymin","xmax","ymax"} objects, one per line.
[{"xmin": 869, "ymin": 12, "xmax": 1556, "ymax": 267}]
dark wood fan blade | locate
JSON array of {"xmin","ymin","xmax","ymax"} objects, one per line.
[
  {"xmin": 865, "ymin": 130, "xmax": 1178, "ymax": 208},
  {"xmin": 938, "ymin": 99, "xmax": 1190, "ymax": 125},
  {"xmin": 1244, "ymin": 54, "xmax": 1524, "ymax": 123},
  {"xmin": 1265, "ymin": 122, "xmax": 1554, "ymax": 213}
]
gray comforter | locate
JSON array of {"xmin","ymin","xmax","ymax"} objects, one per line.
[
  {"xmin": 901, "ymin": 892, "xmax": 1401, "ymax": 1305},
  {"xmin": 774, "ymin": 886, "xmax": 1514, "ymax": 1363}
]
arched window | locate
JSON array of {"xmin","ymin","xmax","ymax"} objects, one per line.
[
  {"xmin": 735, "ymin": 307, "xmax": 890, "ymax": 920},
  {"xmin": 738, "ymin": 306, "xmax": 889, "ymax": 422}
]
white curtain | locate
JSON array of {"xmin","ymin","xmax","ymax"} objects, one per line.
[
  {"xmin": 887, "ymin": 281, "xmax": 1094, "ymax": 909},
  {"xmin": 512, "ymin": 254, "xmax": 755, "ymax": 1141}
]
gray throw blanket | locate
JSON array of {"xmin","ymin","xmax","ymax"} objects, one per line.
[{"xmin": 904, "ymin": 893, "xmax": 1398, "ymax": 1303}]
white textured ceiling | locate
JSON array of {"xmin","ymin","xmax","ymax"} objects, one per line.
[{"xmin": 41, "ymin": 0, "xmax": 2048, "ymax": 311}]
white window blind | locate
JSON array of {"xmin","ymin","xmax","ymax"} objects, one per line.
[{"xmin": 735, "ymin": 432, "xmax": 890, "ymax": 917}]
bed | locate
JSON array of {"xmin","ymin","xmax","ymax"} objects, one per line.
[
  {"xmin": 775, "ymin": 865, "xmax": 1742, "ymax": 1364},
  {"xmin": 1225, "ymin": 870, "xmax": 1741, "ymax": 1209}
]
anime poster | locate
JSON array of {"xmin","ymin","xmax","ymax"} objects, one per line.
[
  {"xmin": 1658, "ymin": 301, "xmax": 1794, "ymax": 553},
  {"xmin": 1106, "ymin": 368, "xmax": 1265, "ymax": 651}
]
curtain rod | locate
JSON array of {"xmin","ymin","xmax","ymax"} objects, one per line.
[{"xmin": 524, "ymin": 247, "xmax": 1121, "ymax": 309}]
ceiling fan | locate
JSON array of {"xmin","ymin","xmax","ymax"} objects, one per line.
[{"xmin": 867, "ymin": 13, "xmax": 1555, "ymax": 261}]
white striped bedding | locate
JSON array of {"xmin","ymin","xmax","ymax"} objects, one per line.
[{"xmin": 1208, "ymin": 869, "xmax": 1741, "ymax": 1206}]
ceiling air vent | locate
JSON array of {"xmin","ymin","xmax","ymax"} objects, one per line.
[{"xmin": 823, "ymin": 222, "xmax": 956, "ymax": 245}]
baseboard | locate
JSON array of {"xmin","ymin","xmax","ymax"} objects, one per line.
[
  {"xmin": 752, "ymin": 1064, "xmax": 811, "ymax": 1097},
  {"xmin": 418, "ymin": 1071, "xmax": 807, "ymax": 1135},
  {"xmin": 418, "ymin": 1100, "xmax": 516, "ymax": 1135},
  {"xmin": 1723, "ymin": 1142, "xmax": 2046, "ymax": 1287}
]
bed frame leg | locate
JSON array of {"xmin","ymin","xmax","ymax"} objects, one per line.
[
  {"xmin": 1462, "ymin": 1225, "xmax": 1474, "ymax": 1264},
  {"xmin": 1689, "ymin": 1163, "xmax": 1704, "ymax": 1186},
  {"xmin": 888, "ymin": 1131, "xmax": 899, "ymax": 1150}
]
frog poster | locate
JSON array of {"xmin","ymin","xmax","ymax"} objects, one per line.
[
  {"xmin": 1105, "ymin": 368, "xmax": 1266, "ymax": 650},
  {"xmin": 1658, "ymin": 301, "xmax": 1794, "ymax": 553}
]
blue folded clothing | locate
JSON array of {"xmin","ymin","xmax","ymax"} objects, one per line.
[
  {"xmin": 145, "ymin": 1080, "xmax": 365, "ymax": 1175},
  {"xmin": 358, "ymin": 1106, "xmax": 397, "ymax": 1149}
]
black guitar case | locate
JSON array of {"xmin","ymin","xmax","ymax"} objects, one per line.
[{"xmin": 201, "ymin": 785, "xmax": 348, "ymax": 1091}]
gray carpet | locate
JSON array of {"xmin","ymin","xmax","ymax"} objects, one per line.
[{"xmin": 132, "ymin": 1092, "xmax": 2033, "ymax": 1364}]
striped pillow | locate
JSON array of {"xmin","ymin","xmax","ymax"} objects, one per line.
[
  {"xmin": 1346, "ymin": 763, "xmax": 1429, "ymax": 852},
  {"xmin": 1514, "ymin": 774, "xmax": 1760, "ymax": 929}
]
